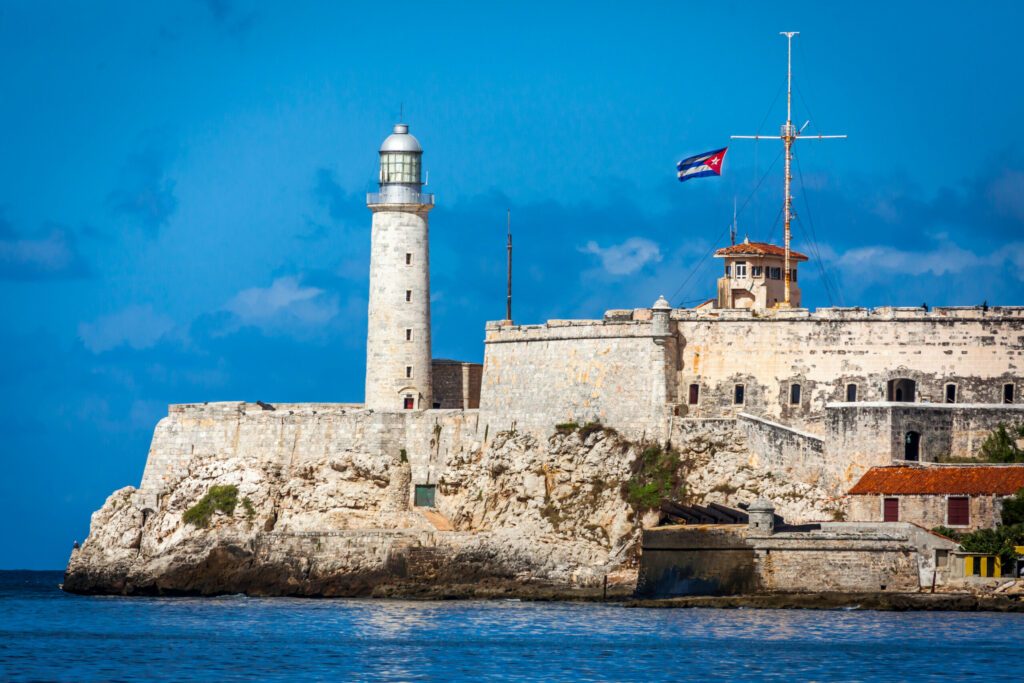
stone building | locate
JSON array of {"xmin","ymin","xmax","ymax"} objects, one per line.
[
  {"xmin": 637, "ymin": 499, "xmax": 958, "ymax": 597},
  {"xmin": 848, "ymin": 465, "xmax": 1024, "ymax": 531},
  {"xmin": 714, "ymin": 239, "xmax": 807, "ymax": 309}
]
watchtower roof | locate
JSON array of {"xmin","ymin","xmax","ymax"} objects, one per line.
[{"xmin": 714, "ymin": 240, "xmax": 808, "ymax": 261}]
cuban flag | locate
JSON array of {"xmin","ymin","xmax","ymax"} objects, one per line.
[{"xmin": 676, "ymin": 147, "xmax": 728, "ymax": 182}]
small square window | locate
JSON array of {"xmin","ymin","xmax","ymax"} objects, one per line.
[
  {"xmin": 735, "ymin": 262, "xmax": 747, "ymax": 277},
  {"xmin": 751, "ymin": 265, "xmax": 763, "ymax": 277}
]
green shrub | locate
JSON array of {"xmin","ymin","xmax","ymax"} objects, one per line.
[
  {"xmin": 979, "ymin": 424, "xmax": 1024, "ymax": 463},
  {"xmin": 1000, "ymin": 488, "xmax": 1024, "ymax": 526},
  {"xmin": 399, "ymin": 448, "xmax": 408, "ymax": 463},
  {"xmin": 931, "ymin": 525, "xmax": 962, "ymax": 541},
  {"xmin": 624, "ymin": 444, "xmax": 683, "ymax": 512},
  {"xmin": 958, "ymin": 524, "xmax": 1024, "ymax": 565},
  {"xmin": 242, "ymin": 496, "xmax": 256, "ymax": 520},
  {"xmin": 183, "ymin": 485, "xmax": 239, "ymax": 528},
  {"xmin": 578, "ymin": 422, "xmax": 604, "ymax": 440},
  {"xmin": 555, "ymin": 422, "xmax": 579, "ymax": 434}
]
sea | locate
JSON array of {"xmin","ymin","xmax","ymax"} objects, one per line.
[{"xmin": 2, "ymin": 571, "xmax": 1022, "ymax": 682}]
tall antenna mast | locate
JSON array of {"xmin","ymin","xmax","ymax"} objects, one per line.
[
  {"xmin": 731, "ymin": 196, "xmax": 738, "ymax": 245},
  {"xmin": 505, "ymin": 208, "xmax": 513, "ymax": 324},
  {"xmin": 731, "ymin": 32, "xmax": 846, "ymax": 308}
]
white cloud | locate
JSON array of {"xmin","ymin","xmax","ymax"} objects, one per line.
[
  {"xmin": 581, "ymin": 237, "xmax": 662, "ymax": 275},
  {"xmin": 78, "ymin": 305, "xmax": 176, "ymax": 354},
  {"xmin": 224, "ymin": 276, "xmax": 338, "ymax": 330},
  {"xmin": 988, "ymin": 170, "xmax": 1024, "ymax": 222},
  {"xmin": 833, "ymin": 241, "xmax": 1024, "ymax": 285}
]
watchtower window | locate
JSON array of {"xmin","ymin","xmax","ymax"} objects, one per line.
[
  {"xmin": 752, "ymin": 265, "xmax": 763, "ymax": 277},
  {"xmin": 769, "ymin": 267, "xmax": 781, "ymax": 280},
  {"xmin": 1005, "ymin": 383, "xmax": 1016, "ymax": 404},
  {"xmin": 405, "ymin": 328, "xmax": 412, "ymax": 341},
  {"xmin": 734, "ymin": 384, "xmax": 745, "ymax": 405},
  {"xmin": 405, "ymin": 290, "xmax": 412, "ymax": 302},
  {"xmin": 790, "ymin": 383, "xmax": 801, "ymax": 405},
  {"xmin": 688, "ymin": 384, "xmax": 700, "ymax": 405},
  {"xmin": 945, "ymin": 384, "xmax": 957, "ymax": 403},
  {"xmin": 406, "ymin": 366, "xmax": 412, "ymax": 378},
  {"xmin": 725, "ymin": 265, "xmax": 732, "ymax": 277},
  {"xmin": 735, "ymin": 262, "xmax": 747, "ymax": 277},
  {"xmin": 405, "ymin": 253, "xmax": 412, "ymax": 265},
  {"xmin": 846, "ymin": 383, "xmax": 857, "ymax": 402},
  {"xmin": 791, "ymin": 269, "xmax": 798, "ymax": 282}
]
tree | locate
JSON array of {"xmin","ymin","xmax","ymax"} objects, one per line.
[
  {"xmin": 1001, "ymin": 487, "xmax": 1024, "ymax": 526},
  {"xmin": 979, "ymin": 424, "xmax": 1024, "ymax": 463}
]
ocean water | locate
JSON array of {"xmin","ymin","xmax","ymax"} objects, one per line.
[{"xmin": 2, "ymin": 571, "xmax": 1022, "ymax": 682}]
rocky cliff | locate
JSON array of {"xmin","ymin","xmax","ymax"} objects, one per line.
[{"xmin": 64, "ymin": 404, "xmax": 842, "ymax": 597}]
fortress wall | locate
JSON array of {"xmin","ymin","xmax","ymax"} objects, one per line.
[
  {"xmin": 479, "ymin": 319, "xmax": 673, "ymax": 440},
  {"xmin": 676, "ymin": 307, "xmax": 1024, "ymax": 430},
  {"xmin": 826, "ymin": 403, "xmax": 1024, "ymax": 466},
  {"xmin": 737, "ymin": 413, "xmax": 826, "ymax": 485},
  {"xmin": 138, "ymin": 402, "xmax": 480, "ymax": 509}
]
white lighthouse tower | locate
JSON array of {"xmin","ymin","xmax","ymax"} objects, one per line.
[{"xmin": 364, "ymin": 123, "xmax": 435, "ymax": 411}]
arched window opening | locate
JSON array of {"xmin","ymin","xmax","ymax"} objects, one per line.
[
  {"xmin": 887, "ymin": 378, "xmax": 916, "ymax": 403},
  {"xmin": 945, "ymin": 384, "xmax": 957, "ymax": 404},
  {"xmin": 846, "ymin": 383, "xmax": 857, "ymax": 402},
  {"xmin": 790, "ymin": 383, "xmax": 801, "ymax": 405},
  {"xmin": 904, "ymin": 431, "xmax": 921, "ymax": 461}
]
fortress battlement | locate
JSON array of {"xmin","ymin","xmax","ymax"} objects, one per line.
[{"xmin": 600, "ymin": 305, "xmax": 1024, "ymax": 323}]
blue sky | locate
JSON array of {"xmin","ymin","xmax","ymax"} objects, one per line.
[{"xmin": 3, "ymin": 1, "xmax": 1023, "ymax": 568}]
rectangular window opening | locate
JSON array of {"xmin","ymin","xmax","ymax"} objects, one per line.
[
  {"xmin": 405, "ymin": 328, "xmax": 412, "ymax": 341},
  {"xmin": 846, "ymin": 383, "xmax": 857, "ymax": 402},
  {"xmin": 688, "ymin": 384, "xmax": 699, "ymax": 405},
  {"xmin": 403, "ymin": 396, "xmax": 414, "ymax": 410},
  {"xmin": 883, "ymin": 497, "xmax": 899, "ymax": 522},
  {"xmin": 791, "ymin": 269, "xmax": 798, "ymax": 282},
  {"xmin": 725, "ymin": 265, "xmax": 732, "ymax": 277},
  {"xmin": 945, "ymin": 384, "xmax": 957, "ymax": 403},
  {"xmin": 734, "ymin": 384, "xmax": 745, "ymax": 405},
  {"xmin": 406, "ymin": 366, "xmax": 412, "ymax": 378},
  {"xmin": 790, "ymin": 383, "xmax": 801, "ymax": 405},
  {"xmin": 1005, "ymin": 383, "xmax": 1015, "ymax": 404},
  {"xmin": 405, "ymin": 253, "xmax": 412, "ymax": 265},
  {"xmin": 735, "ymin": 262, "xmax": 747, "ymax": 277},
  {"xmin": 405, "ymin": 290, "xmax": 412, "ymax": 302},
  {"xmin": 948, "ymin": 496, "xmax": 970, "ymax": 526},
  {"xmin": 751, "ymin": 265, "xmax": 763, "ymax": 277}
]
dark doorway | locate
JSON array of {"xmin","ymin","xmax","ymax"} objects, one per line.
[
  {"xmin": 414, "ymin": 484, "xmax": 436, "ymax": 507},
  {"xmin": 888, "ymin": 378, "xmax": 916, "ymax": 402},
  {"xmin": 688, "ymin": 384, "xmax": 699, "ymax": 405},
  {"xmin": 1005, "ymin": 384, "xmax": 1016, "ymax": 404},
  {"xmin": 734, "ymin": 384, "xmax": 745, "ymax": 405},
  {"xmin": 904, "ymin": 431, "xmax": 921, "ymax": 461},
  {"xmin": 945, "ymin": 384, "xmax": 957, "ymax": 403}
]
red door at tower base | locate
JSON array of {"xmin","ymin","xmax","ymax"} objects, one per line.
[{"xmin": 403, "ymin": 397, "xmax": 414, "ymax": 410}]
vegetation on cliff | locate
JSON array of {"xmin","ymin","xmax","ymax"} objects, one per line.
[
  {"xmin": 623, "ymin": 443, "xmax": 684, "ymax": 512},
  {"xmin": 979, "ymin": 424, "xmax": 1024, "ymax": 463},
  {"xmin": 183, "ymin": 485, "xmax": 241, "ymax": 528}
]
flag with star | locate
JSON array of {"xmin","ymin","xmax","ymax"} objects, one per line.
[{"xmin": 676, "ymin": 147, "xmax": 728, "ymax": 182}]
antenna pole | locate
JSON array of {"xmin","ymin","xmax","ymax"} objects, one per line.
[
  {"xmin": 781, "ymin": 31, "xmax": 797, "ymax": 308},
  {"xmin": 506, "ymin": 209, "xmax": 512, "ymax": 323},
  {"xmin": 731, "ymin": 31, "xmax": 845, "ymax": 309},
  {"xmin": 731, "ymin": 197, "xmax": 738, "ymax": 245}
]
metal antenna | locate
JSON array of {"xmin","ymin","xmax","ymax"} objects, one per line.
[
  {"xmin": 731, "ymin": 32, "xmax": 846, "ymax": 308},
  {"xmin": 731, "ymin": 197, "xmax": 738, "ymax": 246},
  {"xmin": 506, "ymin": 209, "xmax": 513, "ymax": 323}
]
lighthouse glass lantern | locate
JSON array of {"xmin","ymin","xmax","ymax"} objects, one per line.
[{"xmin": 379, "ymin": 124, "xmax": 422, "ymax": 186}]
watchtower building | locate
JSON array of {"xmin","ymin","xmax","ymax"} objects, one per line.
[
  {"xmin": 714, "ymin": 238, "xmax": 807, "ymax": 309},
  {"xmin": 365, "ymin": 123, "xmax": 435, "ymax": 410}
]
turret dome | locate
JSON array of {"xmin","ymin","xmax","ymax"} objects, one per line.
[{"xmin": 379, "ymin": 124, "xmax": 422, "ymax": 153}]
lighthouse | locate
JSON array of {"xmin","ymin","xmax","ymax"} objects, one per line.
[{"xmin": 364, "ymin": 123, "xmax": 435, "ymax": 410}]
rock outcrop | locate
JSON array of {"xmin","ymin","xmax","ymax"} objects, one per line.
[{"xmin": 64, "ymin": 404, "xmax": 842, "ymax": 597}]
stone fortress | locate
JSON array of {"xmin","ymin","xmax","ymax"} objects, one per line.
[{"xmin": 64, "ymin": 122, "xmax": 1024, "ymax": 598}]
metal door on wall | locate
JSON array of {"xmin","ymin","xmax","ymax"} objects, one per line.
[{"xmin": 414, "ymin": 484, "xmax": 436, "ymax": 507}]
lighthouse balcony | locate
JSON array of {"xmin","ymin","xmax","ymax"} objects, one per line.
[{"xmin": 367, "ymin": 190, "xmax": 435, "ymax": 207}]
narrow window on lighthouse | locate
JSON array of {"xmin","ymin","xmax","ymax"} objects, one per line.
[
  {"xmin": 405, "ymin": 329, "xmax": 412, "ymax": 341},
  {"xmin": 405, "ymin": 253, "xmax": 412, "ymax": 265},
  {"xmin": 406, "ymin": 366, "xmax": 412, "ymax": 378},
  {"xmin": 406, "ymin": 290, "xmax": 411, "ymax": 302}
]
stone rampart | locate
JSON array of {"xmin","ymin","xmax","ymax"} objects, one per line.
[
  {"xmin": 479, "ymin": 318, "xmax": 675, "ymax": 440},
  {"xmin": 737, "ymin": 412, "xmax": 826, "ymax": 485}
]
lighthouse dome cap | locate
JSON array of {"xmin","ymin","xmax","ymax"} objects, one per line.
[{"xmin": 380, "ymin": 123, "xmax": 422, "ymax": 153}]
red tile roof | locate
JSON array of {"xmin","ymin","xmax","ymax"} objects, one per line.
[
  {"xmin": 849, "ymin": 466, "xmax": 1024, "ymax": 496},
  {"xmin": 714, "ymin": 241, "xmax": 809, "ymax": 261}
]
